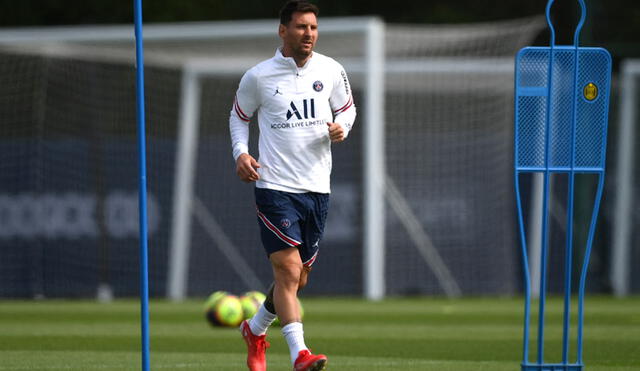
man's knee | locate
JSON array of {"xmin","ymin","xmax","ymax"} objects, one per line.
[
  {"xmin": 271, "ymin": 254, "xmax": 303, "ymax": 287},
  {"xmin": 276, "ymin": 262, "xmax": 302, "ymax": 283},
  {"xmin": 298, "ymin": 266, "xmax": 311, "ymax": 289}
]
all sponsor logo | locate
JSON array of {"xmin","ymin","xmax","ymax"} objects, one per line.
[{"xmin": 286, "ymin": 98, "xmax": 316, "ymax": 121}]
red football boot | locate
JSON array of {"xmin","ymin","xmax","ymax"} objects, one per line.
[
  {"xmin": 293, "ymin": 350, "xmax": 327, "ymax": 371},
  {"xmin": 240, "ymin": 320, "xmax": 270, "ymax": 371}
]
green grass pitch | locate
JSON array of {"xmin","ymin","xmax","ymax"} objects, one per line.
[{"xmin": 0, "ymin": 297, "xmax": 638, "ymax": 370}]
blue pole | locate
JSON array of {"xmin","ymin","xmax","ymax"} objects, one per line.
[
  {"xmin": 133, "ymin": 0, "xmax": 151, "ymax": 370},
  {"xmin": 577, "ymin": 173, "xmax": 605, "ymax": 363},
  {"xmin": 514, "ymin": 172, "xmax": 531, "ymax": 366},
  {"xmin": 513, "ymin": 50, "xmax": 531, "ymax": 367},
  {"xmin": 562, "ymin": 2, "xmax": 587, "ymax": 364},
  {"xmin": 537, "ymin": 1, "xmax": 557, "ymax": 364}
]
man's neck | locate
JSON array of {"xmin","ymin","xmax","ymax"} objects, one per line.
[
  {"xmin": 293, "ymin": 56, "xmax": 310, "ymax": 68},
  {"xmin": 281, "ymin": 47, "xmax": 311, "ymax": 68}
]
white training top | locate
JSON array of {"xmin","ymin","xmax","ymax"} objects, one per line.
[{"xmin": 229, "ymin": 49, "xmax": 357, "ymax": 194}]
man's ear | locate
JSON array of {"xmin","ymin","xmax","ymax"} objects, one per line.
[{"xmin": 278, "ymin": 24, "xmax": 286, "ymax": 38}]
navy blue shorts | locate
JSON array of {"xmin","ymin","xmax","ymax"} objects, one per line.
[{"xmin": 255, "ymin": 187, "xmax": 329, "ymax": 267}]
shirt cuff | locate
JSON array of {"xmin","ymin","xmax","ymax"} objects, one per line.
[{"xmin": 232, "ymin": 143, "xmax": 249, "ymax": 161}]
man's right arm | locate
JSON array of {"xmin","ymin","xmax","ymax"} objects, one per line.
[{"xmin": 229, "ymin": 69, "xmax": 260, "ymax": 182}]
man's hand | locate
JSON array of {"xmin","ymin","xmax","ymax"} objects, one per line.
[
  {"xmin": 327, "ymin": 122, "xmax": 345, "ymax": 143},
  {"xmin": 236, "ymin": 153, "xmax": 261, "ymax": 182}
]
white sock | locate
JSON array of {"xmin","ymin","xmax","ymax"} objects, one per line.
[
  {"xmin": 248, "ymin": 304, "xmax": 277, "ymax": 336},
  {"xmin": 282, "ymin": 322, "xmax": 308, "ymax": 365}
]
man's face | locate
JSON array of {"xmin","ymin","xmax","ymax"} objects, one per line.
[{"xmin": 279, "ymin": 11, "xmax": 318, "ymax": 59}]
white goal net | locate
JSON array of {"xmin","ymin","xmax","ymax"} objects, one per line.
[{"xmin": 0, "ymin": 16, "xmax": 549, "ymax": 299}]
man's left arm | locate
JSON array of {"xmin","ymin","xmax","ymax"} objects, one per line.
[{"xmin": 328, "ymin": 65, "xmax": 356, "ymax": 143}]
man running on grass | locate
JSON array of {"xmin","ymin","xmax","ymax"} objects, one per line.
[{"xmin": 229, "ymin": 1, "xmax": 356, "ymax": 370}]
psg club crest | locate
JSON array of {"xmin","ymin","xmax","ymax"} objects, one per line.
[
  {"xmin": 280, "ymin": 218, "xmax": 291, "ymax": 228},
  {"xmin": 313, "ymin": 80, "xmax": 323, "ymax": 92}
]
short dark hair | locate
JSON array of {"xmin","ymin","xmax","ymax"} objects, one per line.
[{"xmin": 279, "ymin": 0, "xmax": 319, "ymax": 26}]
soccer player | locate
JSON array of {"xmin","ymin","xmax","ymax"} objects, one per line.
[{"xmin": 229, "ymin": 1, "xmax": 356, "ymax": 370}]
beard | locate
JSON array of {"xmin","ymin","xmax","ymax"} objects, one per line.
[
  {"xmin": 293, "ymin": 44, "xmax": 313, "ymax": 58},
  {"xmin": 295, "ymin": 48, "xmax": 312, "ymax": 58},
  {"xmin": 292, "ymin": 38, "xmax": 314, "ymax": 56}
]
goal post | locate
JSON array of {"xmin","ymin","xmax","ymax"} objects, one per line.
[
  {"xmin": 0, "ymin": 16, "xmax": 555, "ymax": 300},
  {"xmin": 362, "ymin": 19, "xmax": 386, "ymax": 301},
  {"xmin": 162, "ymin": 16, "xmax": 546, "ymax": 301},
  {"xmin": 611, "ymin": 59, "xmax": 639, "ymax": 297}
]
